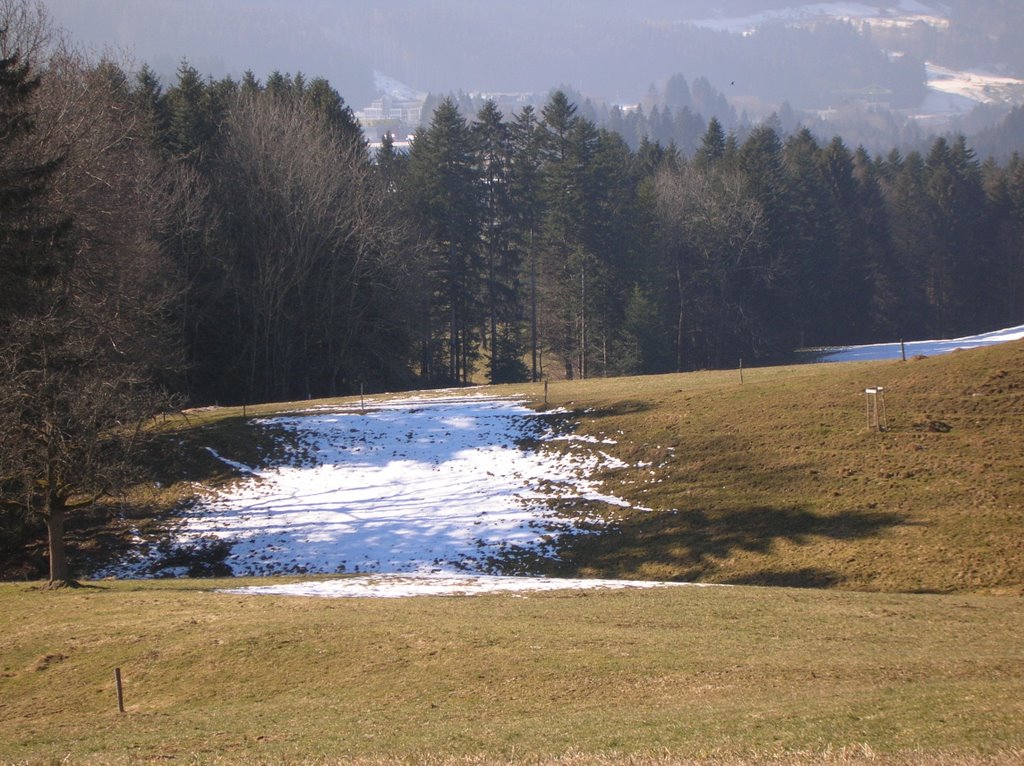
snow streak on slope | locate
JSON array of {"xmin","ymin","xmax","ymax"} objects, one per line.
[
  {"xmin": 102, "ymin": 395, "xmax": 636, "ymax": 580},
  {"xmin": 372, "ymin": 71, "xmax": 425, "ymax": 101},
  {"xmin": 689, "ymin": 2, "xmax": 946, "ymax": 36},
  {"xmin": 222, "ymin": 572, "xmax": 699, "ymax": 599},
  {"xmin": 807, "ymin": 324, "xmax": 1024, "ymax": 362},
  {"xmin": 922, "ymin": 64, "xmax": 1024, "ymax": 114}
]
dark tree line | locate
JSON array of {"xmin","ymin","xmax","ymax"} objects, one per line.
[
  {"xmin": 3, "ymin": 0, "xmax": 1024, "ymax": 582},
  {"xmin": 401, "ymin": 98, "xmax": 1024, "ymax": 382},
  {"xmin": 133, "ymin": 63, "xmax": 418, "ymax": 405},
  {"xmin": 1, "ymin": 7, "xmax": 416, "ymax": 582}
]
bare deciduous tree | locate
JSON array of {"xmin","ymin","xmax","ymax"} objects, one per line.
[
  {"xmin": 655, "ymin": 162, "xmax": 765, "ymax": 369},
  {"xmin": 0, "ymin": 29, "xmax": 180, "ymax": 585},
  {"xmin": 0, "ymin": 0, "xmax": 56, "ymax": 62},
  {"xmin": 211, "ymin": 89, "xmax": 414, "ymax": 402}
]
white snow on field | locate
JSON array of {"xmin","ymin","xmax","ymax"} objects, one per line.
[
  {"xmin": 106, "ymin": 324, "xmax": 1024, "ymax": 597},
  {"xmin": 806, "ymin": 324, "xmax": 1024, "ymax": 362},
  {"xmin": 919, "ymin": 63, "xmax": 1024, "ymax": 117},
  {"xmin": 222, "ymin": 572, "xmax": 696, "ymax": 599},
  {"xmin": 101, "ymin": 393, "xmax": 672, "ymax": 596},
  {"xmin": 688, "ymin": 1, "xmax": 946, "ymax": 36}
]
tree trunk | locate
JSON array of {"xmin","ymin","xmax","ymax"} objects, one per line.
[
  {"xmin": 579, "ymin": 267, "xmax": 587, "ymax": 379},
  {"xmin": 43, "ymin": 423, "xmax": 76, "ymax": 587},
  {"xmin": 488, "ymin": 244, "xmax": 497, "ymax": 381},
  {"xmin": 530, "ymin": 230, "xmax": 538, "ymax": 382},
  {"xmin": 449, "ymin": 241, "xmax": 458, "ymax": 384},
  {"xmin": 676, "ymin": 264, "xmax": 686, "ymax": 372},
  {"xmin": 45, "ymin": 499, "xmax": 74, "ymax": 586}
]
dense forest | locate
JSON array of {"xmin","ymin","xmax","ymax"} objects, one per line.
[
  {"xmin": 135, "ymin": 68, "xmax": 1024, "ymax": 398},
  {"xmin": 2, "ymin": 3, "xmax": 1024, "ymax": 581}
]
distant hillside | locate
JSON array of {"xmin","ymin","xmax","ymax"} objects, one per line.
[{"xmin": 44, "ymin": 0, "xmax": 1024, "ymax": 155}]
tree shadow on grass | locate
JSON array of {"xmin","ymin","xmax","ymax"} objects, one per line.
[
  {"xmin": 580, "ymin": 400, "xmax": 654, "ymax": 419},
  {"xmin": 519, "ymin": 401, "xmax": 653, "ymax": 443},
  {"xmin": 553, "ymin": 504, "xmax": 906, "ymax": 588},
  {"xmin": 723, "ymin": 568, "xmax": 845, "ymax": 588}
]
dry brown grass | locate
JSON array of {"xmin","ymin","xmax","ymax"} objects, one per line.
[
  {"xmin": 5, "ymin": 344, "xmax": 1024, "ymax": 765},
  {"xmin": 489, "ymin": 342, "xmax": 1024, "ymax": 594},
  {"xmin": 4, "ymin": 749, "xmax": 1023, "ymax": 765},
  {"xmin": 1, "ymin": 580, "xmax": 1022, "ymax": 763}
]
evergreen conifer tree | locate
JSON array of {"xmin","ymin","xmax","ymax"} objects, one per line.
[
  {"xmin": 0, "ymin": 36, "xmax": 66, "ymax": 321},
  {"xmin": 509, "ymin": 105, "xmax": 545, "ymax": 380},
  {"xmin": 407, "ymin": 98, "xmax": 480, "ymax": 383}
]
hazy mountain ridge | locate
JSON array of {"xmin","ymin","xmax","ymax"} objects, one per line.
[{"xmin": 41, "ymin": 1, "xmax": 1024, "ymax": 155}]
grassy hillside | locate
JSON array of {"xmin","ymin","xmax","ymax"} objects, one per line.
[
  {"xmin": 1, "ymin": 579, "xmax": 1022, "ymax": 764},
  {"xmin": 49, "ymin": 339, "xmax": 1024, "ymax": 594},
  {"xmin": 497, "ymin": 341, "xmax": 1024, "ymax": 594}
]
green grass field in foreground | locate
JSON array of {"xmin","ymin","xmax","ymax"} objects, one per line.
[{"xmin": 1, "ymin": 579, "xmax": 1022, "ymax": 765}]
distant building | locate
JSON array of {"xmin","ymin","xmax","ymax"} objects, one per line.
[{"xmin": 355, "ymin": 94, "xmax": 425, "ymax": 126}]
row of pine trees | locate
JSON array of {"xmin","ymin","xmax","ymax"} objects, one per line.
[
  {"xmin": 5, "ymin": 49, "xmax": 1024, "ymax": 405},
  {"xmin": 395, "ymin": 92, "xmax": 1024, "ymax": 385},
  {"xmin": 122, "ymin": 62, "xmax": 1024, "ymax": 397}
]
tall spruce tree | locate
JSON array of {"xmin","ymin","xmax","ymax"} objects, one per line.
[
  {"xmin": 132, "ymin": 63, "xmax": 169, "ymax": 154},
  {"xmin": 782, "ymin": 128, "xmax": 832, "ymax": 346},
  {"xmin": 407, "ymin": 97, "xmax": 480, "ymax": 383},
  {"xmin": 818, "ymin": 136, "xmax": 871, "ymax": 344},
  {"xmin": 539, "ymin": 91, "xmax": 596, "ymax": 378},
  {"xmin": 995, "ymin": 155, "xmax": 1024, "ymax": 321},
  {"xmin": 0, "ymin": 36, "xmax": 65, "ymax": 322},
  {"xmin": 586, "ymin": 128, "xmax": 643, "ymax": 376},
  {"xmin": 509, "ymin": 104, "xmax": 545, "ymax": 380},
  {"xmin": 852, "ymin": 147, "xmax": 900, "ymax": 341},
  {"xmin": 735, "ymin": 124, "xmax": 796, "ymax": 359},
  {"xmin": 694, "ymin": 117, "xmax": 726, "ymax": 170},
  {"xmin": 473, "ymin": 100, "xmax": 526, "ymax": 383},
  {"xmin": 164, "ymin": 60, "xmax": 216, "ymax": 161},
  {"xmin": 883, "ymin": 150, "xmax": 934, "ymax": 338},
  {"xmin": 924, "ymin": 136, "xmax": 990, "ymax": 336}
]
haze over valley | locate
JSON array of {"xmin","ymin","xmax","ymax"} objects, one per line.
[{"xmin": 43, "ymin": 0, "xmax": 1024, "ymax": 156}]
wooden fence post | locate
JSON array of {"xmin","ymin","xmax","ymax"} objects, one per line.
[
  {"xmin": 114, "ymin": 668, "xmax": 125, "ymax": 713},
  {"xmin": 865, "ymin": 387, "xmax": 887, "ymax": 431}
]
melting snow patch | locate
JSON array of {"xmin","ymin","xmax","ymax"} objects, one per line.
[
  {"xmin": 204, "ymin": 447, "xmax": 256, "ymax": 475},
  {"xmin": 802, "ymin": 324, "xmax": 1024, "ymax": 363},
  {"xmin": 549, "ymin": 433, "xmax": 618, "ymax": 444},
  {"xmin": 99, "ymin": 394, "xmax": 645, "ymax": 580}
]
